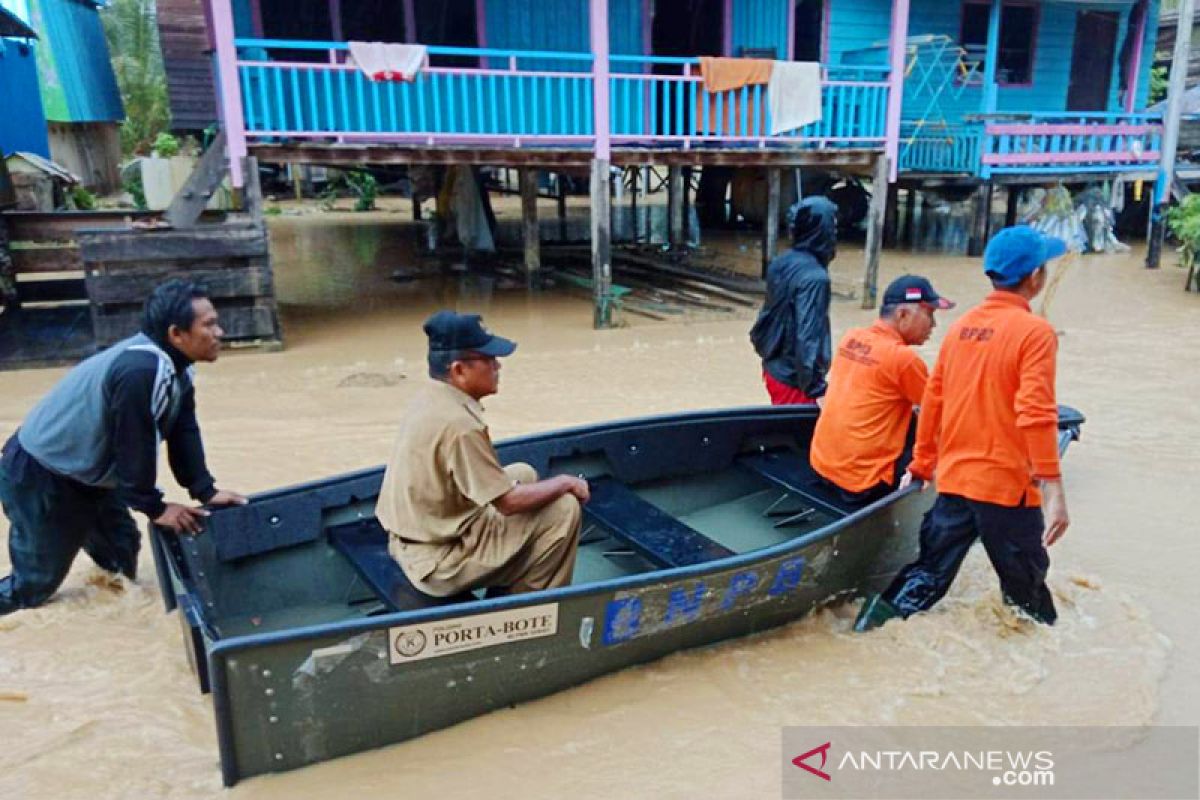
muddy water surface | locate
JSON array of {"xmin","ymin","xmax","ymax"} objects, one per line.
[{"xmin": 0, "ymin": 215, "xmax": 1195, "ymax": 798}]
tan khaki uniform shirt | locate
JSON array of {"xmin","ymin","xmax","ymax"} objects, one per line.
[{"xmin": 376, "ymin": 381, "xmax": 514, "ymax": 571}]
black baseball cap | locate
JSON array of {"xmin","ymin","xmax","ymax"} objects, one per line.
[
  {"xmin": 881, "ymin": 275, "xmax": 955, "ymax": 310},
  {"xmin": 423, "ymin": 311, "xmax": 517, "ymax": 357}
]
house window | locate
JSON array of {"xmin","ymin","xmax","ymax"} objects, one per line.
[{"xmin": 960, "ymin": 2, "xmax": 1037, "ymax": 85}]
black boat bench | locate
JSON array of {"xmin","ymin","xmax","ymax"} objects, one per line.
[
  {"xmin": 327, "ymin": 519, "xmax": 473, "ymax": 612},
  {"xmin": 737, "ymin": 451, "xmax": 856, "ymax": 518},
  {"xmin": 584, "ymin": 476, "xmax": 735, "ymax": 569}
]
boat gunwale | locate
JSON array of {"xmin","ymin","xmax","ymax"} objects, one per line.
[{"xmin": 194, "ymin": 404, "xmax": 1083, "ymax": 659}]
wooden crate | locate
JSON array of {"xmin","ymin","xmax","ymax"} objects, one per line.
[{"xmin": 78, "ymin": 221, "xmax": 283, "ymax": 348}]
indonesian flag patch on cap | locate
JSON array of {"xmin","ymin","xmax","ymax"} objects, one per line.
[{"xmin": 905, "ymin": 287, "xmax": 923, "ymax": 301}]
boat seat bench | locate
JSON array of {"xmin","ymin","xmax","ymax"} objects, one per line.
[
  {"xmin": 737, "ymin": 451, "xmax": 855, "ymax": 518},
  {"xmin": 583, "ymin": 476, "xmax": 736, "ymax": 569},
  {"xmin": 327, "ymin": 519, "xmax": 473, "ymax": 612}
]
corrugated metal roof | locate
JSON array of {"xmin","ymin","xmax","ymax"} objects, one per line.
[
  {"xmin": 27, "ymin": 0, "xmax": 124, "ymax": 122},
  {"xmin": 1, "ymin": 3, "xmax": 37, "ymax": 36}
]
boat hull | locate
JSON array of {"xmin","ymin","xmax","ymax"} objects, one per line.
[{"xmin": 149, "ymin": 404, "xmax": 1083, "ymax": 785}]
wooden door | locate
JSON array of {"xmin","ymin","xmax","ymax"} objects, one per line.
[{"xmin": 1066, "ymin": 11, "xmax": 1119, "ymax": 111}]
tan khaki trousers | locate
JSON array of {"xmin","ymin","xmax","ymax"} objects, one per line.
[{"xmin": 392, "ymin": 463, "xmax": 582, "ymax": 597}]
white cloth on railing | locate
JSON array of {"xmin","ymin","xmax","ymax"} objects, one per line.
[
  {"xmin": 348, "ymin": 42, "xmax": 427, "ymax": 82},
  {"xmin": 767, "ymin": 61, "xmax": 822, "ymax": 135}
]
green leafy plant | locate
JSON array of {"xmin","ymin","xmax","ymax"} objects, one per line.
[
  {"xmin": 1149, "ymin": 61, "xmax": 1169, "ymax": 106},
  {"xmin": 264, "ymin": 205, "xmax": 283, "ymax": 216},
  {"xmin": 70, "ymin": 186, "xmax": 97, "ymax": 210},
  {"xmin": 152, "ymin": 132, "xmax": 180, "ymax": 158},
  {"xmin": 344, "ymin": 170, "xmax": 378, "ymax": 212},
  {"xmin": 1167, "ymin": 194, "xmax": 1200, "ymax": 274},
  {"xmin": 123, "ymin": 171, "xmax": 148, "ymax": 210}
]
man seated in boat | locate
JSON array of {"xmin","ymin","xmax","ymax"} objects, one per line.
[
  {"xmin": 0, "ymin": 280, "xmax": 247, "ymax": 614},
  {"xmin": 375, "ymin": 311, "xmax": 589, "ymax": 598},
  {"xmin": 809, "ymin": 275, "xmax": 954, "ymax": 506}
]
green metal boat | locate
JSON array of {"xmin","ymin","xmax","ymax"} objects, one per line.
[{"xmin": 149, "ymin": 404, "xmax": 1085, "ymax": 785}]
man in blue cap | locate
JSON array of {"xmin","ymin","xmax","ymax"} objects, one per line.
[
  {"xmin": 375, "ymin": 311, "xmax": 589, "ymax": 597},
  {"xmin": 750, "ymin": 196, "xmax": 838, "ymax": 405},
  {"xmin": 856, "ymin": 226, "xmax": 1070, "ymax": 631}
]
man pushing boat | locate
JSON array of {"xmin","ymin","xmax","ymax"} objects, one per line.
[
  {"xmin": 0, "ymin": 280, "xmax": 246, "ymax": 614},
  {"xmin": 376, "ymin": 311, "xmax": 588, "ymax": 598},
  {"xmin": 856, "ymin": 226, "xmax": 1071, "ymax": 630}
]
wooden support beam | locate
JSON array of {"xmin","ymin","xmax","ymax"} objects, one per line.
[
  {"xmin": 1005, "ymin": 186, "xmax": 1019, "ymax": 228},
  {"xmin": 762, "ymin": 167, "xmax": 781, "ymax": 278},
  {"xmin": 668, "ymin": 165, "xmax": 684, "ymax": 254},
  {"xmin": 591, "ymin": 159, "xmax": 613, "ymax": 329},
  {"xmin": 519, "ymin": 168, "xmax": 540, "ymax": 277},
  {"xmin": 629, "ymin": 167, "xmax": 639, "ymax": 243},
  {"xmin": 883, "ymin": 182, "xmax": 899, "ymax": 248},
  {"xmin": 242, "ymin": 156, "xmax": 263, "ymax": 221},
  {"xmin": 682, "ymin": 166, "xmax": 692, "ymax": 247},
  {"xmin": 903, "ymin": 187, "xmax": 916, "ymax": 247},
  {"xmin": 556, "ymin": 173, "xmax": 568, "ymax": 242},
  {"xmin": 164, "ymin": 130, "xmax": 229, "ymax": 229},
  {"xmin": 967, "ymin": 182, "xmax": 991, "ymax": 257},
  {"xmin": 861, "ymin": 155, "xmax": 889, "ymax": 310},
  {"xmin": 1148, "ymin": 0, "xmax": 1195, "ymax": 268}
]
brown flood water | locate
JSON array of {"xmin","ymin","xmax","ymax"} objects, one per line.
[{"xmin": 1, "ymin": 211, "xmax": 1196, "ymax": 799}]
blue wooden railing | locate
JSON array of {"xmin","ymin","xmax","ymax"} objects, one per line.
[
  {"xmin": 899, "ymin": 113, "xmax": 1164, "ymax": 177},
  {"xmin": 898, "ymin": 121, "xmax": 982, "ymax": 174},
  {"xmin": 979, "ymin": 113, "xmax": 1164, "ymax": 177},
  {"xmin": 231, "ymin": 39, "xmax": 889, "ymax": 148}
]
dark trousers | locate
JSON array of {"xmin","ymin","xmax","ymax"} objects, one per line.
[
  {"xmin": 881, "ymin": 493, "xmax": 1056, "ymax": 625},
  {"xmin": 0, "ymin": 460, "xmax": 140, "ymax": 614}
]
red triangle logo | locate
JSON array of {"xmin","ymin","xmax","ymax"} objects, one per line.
[{"xmin": 792, "ymin": 741, "xmax": 832, "ymax": 781}]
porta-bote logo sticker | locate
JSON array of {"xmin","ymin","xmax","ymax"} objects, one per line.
[{"xmin": 389, "ymin": 604, "xmax": 559, "ymax": 664}]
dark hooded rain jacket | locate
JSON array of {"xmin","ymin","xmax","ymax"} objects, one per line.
[{"xmin": 749, "ymin": 196, "xmax": 836, "ymax": 398}]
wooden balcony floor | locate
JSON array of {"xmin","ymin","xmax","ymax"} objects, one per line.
[{"xmin": 249, "ymin": 142, "xmax": 883, "ymax": 173}]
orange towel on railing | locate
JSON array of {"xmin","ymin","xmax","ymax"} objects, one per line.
[
  {"xmin": 694, "ymin": 59, "xmax": 773, "ymax": 136},
  {"xmin": 698, "ymin": 57, "xmax": 773, "ymax": 92}
]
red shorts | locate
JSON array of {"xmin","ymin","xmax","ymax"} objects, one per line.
[{"xmin": 762, "ymin": 370, "xmax": 817, "ymax": 405}]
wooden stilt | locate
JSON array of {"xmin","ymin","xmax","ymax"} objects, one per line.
[
  {"xmin": 883, "ymin": 181, "xmax": 899, "ymax": 248},
  {"xmin": 967, "ymin": 182, "xmax": 990, "ymax": 257},
  {"xmin": 668, "ymin": 165, "xmax": 684, "ymax": 253},
  {"xmin": 556, "ymin": 173, "xmax": 568, "ymax": 242},
  {"xmin": 519, "ymin": 168, "xmax": 540, "ymax": 279},
  {"xmin": 903, "ymin": 186, "xmax": 916, "ymax": 247},
  {"xmin": 682, "ymin": 166, "xmax": 692, "ymax": 248},
  {"xmin": 629, "ymin": 167, "xmax": 639, "ymax": 242},
  {"xmin": 861, "ymin": 154, "xmax": 889, "ymax": 310},
  {"xmin": 762, "ymin": 167, "xmax": 781, "ymax": 278},
  {"xmin": 1004, "ymin": 185, "xmax": 1018, "ymax": 228},
  {"xmin": 591, "ymin": 158, "xmax": 613, "ymax": 328}
]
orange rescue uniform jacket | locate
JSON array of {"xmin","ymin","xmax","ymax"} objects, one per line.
[
  {"xmin": 810, "ymin": 320, "xmax": 928, "ymax": 493},
  {"xmin": 908, "ymin": 291, "xmax": 1061, "ymax": 506}
]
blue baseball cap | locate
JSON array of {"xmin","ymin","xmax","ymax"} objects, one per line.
[
  {"xmin": 983, "ymin": 226, "xmax": 1067, "ymax": 287},
  {"xmin": 423, "ymin": 311, "xmax": 516, "ymax": 357}
]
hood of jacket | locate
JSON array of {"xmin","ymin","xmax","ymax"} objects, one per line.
[{"xmin": 787, "ymin": 196, "xmax": 838, "ymax": 265}]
